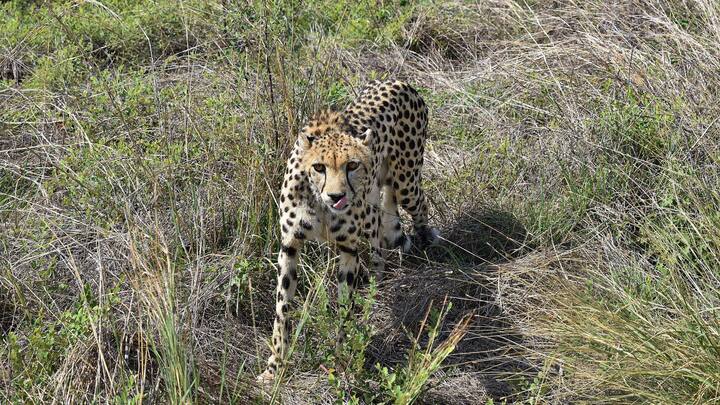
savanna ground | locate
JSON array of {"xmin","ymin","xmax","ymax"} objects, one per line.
[{"xmin": 2, "ymin": 0, "xmax": 720, "ymax": 403}]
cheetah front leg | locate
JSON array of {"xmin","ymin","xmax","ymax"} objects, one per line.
[
  {"xmin": 259, "ymin": 237, "xmax": 303, "ymax": 382},
  {"xmin": 334, "ymin": 242, "xmax": 361, "ymax": 360},
  {"xmin": 336, "ymin": 243, "xmax": 361, "ymax": 299}
]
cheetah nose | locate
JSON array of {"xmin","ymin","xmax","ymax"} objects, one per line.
[{"xmin": 327, "ymin": 192, "xmax": 346, "ymax": 204}]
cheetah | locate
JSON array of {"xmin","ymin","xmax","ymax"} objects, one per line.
[{"xmin": 259, "ymin": 80, "xmax": 439, "ymax": 381}]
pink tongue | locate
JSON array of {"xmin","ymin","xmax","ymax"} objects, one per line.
[{"xmin": 333, "ymin": 196, "xmax": 348, "ymax": 209}]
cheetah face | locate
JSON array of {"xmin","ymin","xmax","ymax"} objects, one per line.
[{"xmin": 302, "ymin": 130, "xmax": 372, "ymax": 212}]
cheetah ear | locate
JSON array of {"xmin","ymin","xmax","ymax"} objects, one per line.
[
  {"xmin": 301, "ymin": 132, "xmax": 316, "ymax": 149},
  {"xmin": 361, "ymin": 128, "xmax": 373, "ymax": 146}
]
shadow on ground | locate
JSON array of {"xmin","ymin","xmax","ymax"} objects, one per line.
[{"xmin": 367, "ymin": 207, "xmax": 535, "ymax": 403}]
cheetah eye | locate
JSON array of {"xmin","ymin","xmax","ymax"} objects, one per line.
[
  {"xmin": 346, "ymin": 161, "xmax": 359, "ymax": 171},
  {"xmin": 312, "ymin": 163, "xmax": 325, "ymax": 173}
]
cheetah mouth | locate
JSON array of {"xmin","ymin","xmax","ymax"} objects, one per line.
[{"xmin": 331, "ymin": 196, "xmax": 349, "ymax": 210}]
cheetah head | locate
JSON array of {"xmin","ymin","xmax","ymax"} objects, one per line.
[{"xmin": 300, "ymin": 126, "xmax": 373, "ymax": 213}]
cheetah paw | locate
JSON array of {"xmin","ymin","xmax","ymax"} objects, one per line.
[
  {"xmin": 413, "ymin": 227, "xmax": 441, "ymax": 249},
  {"xmin": 400, "ymin": 233, "xmax": 413, "ymax": 253},
  {"xmin": 256, "ymin": 369, "xmax": 275, "ymax": 384},
  {"xmin": 428, "ymin": 227, "xmax": 441, "ymax": 246}
]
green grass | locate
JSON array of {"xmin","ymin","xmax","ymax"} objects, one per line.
[{"xmin": 2, "ymin": 0, "xmax": 720, "ymax": 403}]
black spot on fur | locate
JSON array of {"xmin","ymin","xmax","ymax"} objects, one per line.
[
  {"xmin": 338, "ymin": 245, "xmax": 357, "ymax": 256},
  {"xmin": 281, "ymin": 245, "xmax": 297, "ymax": 257}
]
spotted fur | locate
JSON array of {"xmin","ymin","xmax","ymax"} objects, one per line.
[{"xmin": 259, "ymin": 80, "xmax": 439, "ymax": 381}]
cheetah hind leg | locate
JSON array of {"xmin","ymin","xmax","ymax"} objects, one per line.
[
  {"xmin": 415, "ymin": 225, "xmax": 441, "ymax": 248},
  {"xmin": 381, "ymin": 184, "xmax": 412, "ymax": 253},
  {"xmin": 395, "ymin": 184, "xmax": 440, "ymax": 250}
]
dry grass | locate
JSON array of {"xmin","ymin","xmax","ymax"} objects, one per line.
[{"xmin": 2, "ymin": 0, "xmax": 720, "ymax": 403}]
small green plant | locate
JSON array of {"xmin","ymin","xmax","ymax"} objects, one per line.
[
  {"xmin": 129, "ymin": 230, "xmax": 198, "ymax": 404},
  {"xmin": 375, "ymin": 300, "xmax": 473, "ymax": 405},
  {"xmin": 226, "ymin": 258, "xmax": 265, "ymax": 314},
  {"xmin": 4, "ymin": 285, "xmax": 104, "ymax": 401},
  {"xmin": 326, "ymin": 278, "xmax": 378, "ymax": 404},
  {"xmin": 515, "ymin": 358, "xmax": 557, "ymax": 405},
  {"xmin": 113, "ymin": 374, "xmax": 144, "ymax": 405}
]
